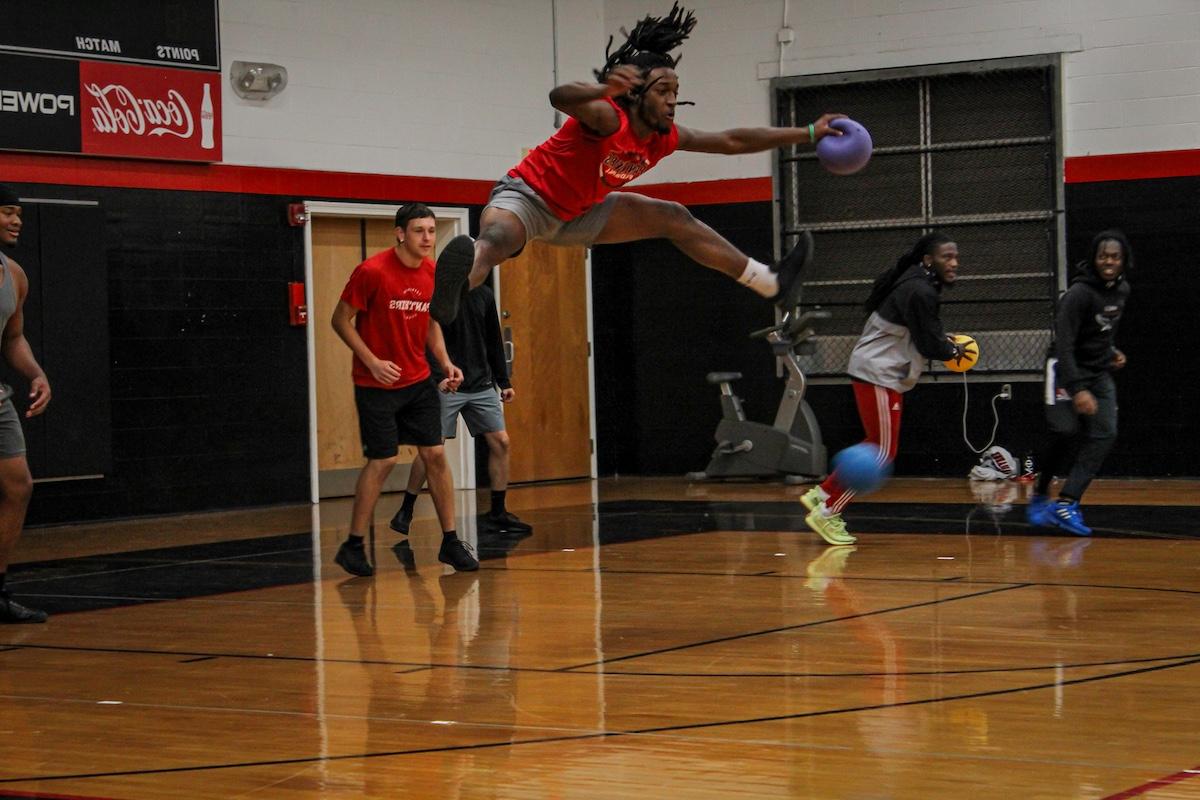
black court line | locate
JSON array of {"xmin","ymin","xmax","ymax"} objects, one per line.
[
  {"xmin": 559, "ymin": 583, "xmax": 1032, "ymax": 670},
  {"xmin": 588, "ymin": 651, "xmax": 1200, "ymax": 678},
  {"xmin": 8, "ymin": 640, "xmax": 1200, "ymax": 682},
  {"xmin": 177, "ymin": 656, "xmax": 218, "ymax": 664},
  {"xmin": 5, "ymin": 655, "xmax": 1197, "ymax": 785}
]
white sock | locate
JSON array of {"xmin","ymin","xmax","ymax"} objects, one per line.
[{"xmin": 737, "ymin": 258, "xmax": 778, "ymax": 297}]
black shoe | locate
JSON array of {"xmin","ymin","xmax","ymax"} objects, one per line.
[
  {"xmin": 771, "ymin": 230, "xmax": 814, "ymax": 311},
  {"xmin": 0, "ymin": 591, "xmax": 48, "ymax": 624},
  {"xmin": 392, "ymin": 540, "xmax": 417, "ymax": 571},
  {"xmin": 438, "ymin": 537, "xmax": 479, "ymax": 572},
  {"xmin": 390, "ymin": 506, "xmax": 413, "ymax": 535},
  {"xmin": 484, "ymin": 510, "xmax": 533, "ymax": 536},
  {"xmin": 431, "ymin": 235, "xmax": 475, "ymax": 325},
  {"xmin": 335, "ymin": 540, "xmax": 374, "ymax": 577}
]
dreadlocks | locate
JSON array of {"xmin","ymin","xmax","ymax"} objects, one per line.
[{"xmin": 594, "ymin": 2, "xmax": 697, "ymax": 88}]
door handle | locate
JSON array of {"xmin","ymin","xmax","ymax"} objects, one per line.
[{"xmin": 503, "ymin": 326, "xmax": 514, "ymax": 369}]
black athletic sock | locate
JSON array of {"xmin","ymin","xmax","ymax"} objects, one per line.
[
  {"xmin": 490, "ymin": 490, "xmax": 507, "ymax": 516},
  {"xmin": 0, "ymin": 572, "xmax": 6, "ymax": 593},
  {"xmin": 347, "ymin": 534, "xmax": 364, "ymax": 547},
  {"xmin": 442, "ymin": 530, "xmax": 457, "ymax": 542},
  {"xmin": 401, "ymin": 491, "xmax": 419, "ymax": 514}
]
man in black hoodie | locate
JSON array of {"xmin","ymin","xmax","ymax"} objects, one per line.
[
  {"xmin": 1027, "ymin": 230, "xmax": 1132, "ymax": 536},
  {"xmin": 390, "ymin": 284, "xmax": 533, "ymax": 538}
]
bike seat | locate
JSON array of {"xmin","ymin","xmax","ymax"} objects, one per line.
[{"xmin": 706, "ymin": 371, "xmax": 742, "ymax": 384}]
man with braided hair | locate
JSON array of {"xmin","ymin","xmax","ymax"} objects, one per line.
[{"xmin": 431, "ymin": 3, "xmax": 845, "ymax": 324}]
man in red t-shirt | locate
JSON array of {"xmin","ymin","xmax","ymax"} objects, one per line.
[
  {"xmin": 430, "ymin": 3, "xmax": 844, "ymax": 325},
  {"xmin": 331, "ymin": 203, "xmax": 476, "ymax": 576}
]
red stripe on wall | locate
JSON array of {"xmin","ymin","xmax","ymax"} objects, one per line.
[
  {"xmin": 3, "ymin": 149, "xmax": 1197, "ymax": 207},
  {"xmin": 630, "ymin": 177, "xmax": 772, "ymax": 204},
  {"xmin": 1065, "ymin": 149, "xmax": 1200, "ymax": 183},
  {"xmin": 0, "ymin": 153, "xmax": 494, "ymax": 205}
]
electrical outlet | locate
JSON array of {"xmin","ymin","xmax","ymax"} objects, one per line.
[{"xmin": 999, "ymin": 383, "xmax": 1012, "ymax": 400}]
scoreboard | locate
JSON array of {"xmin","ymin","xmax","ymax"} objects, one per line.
[{"xmin": 0, "ymin": 0, "xmax": 219, "ymax": 71}]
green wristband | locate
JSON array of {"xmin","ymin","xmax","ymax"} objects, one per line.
[{"xmin": 808, "ymin": 122, "xmax": 815, "ymax": 142}]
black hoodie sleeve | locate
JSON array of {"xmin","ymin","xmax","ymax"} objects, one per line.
[
  {"xmin": 904, "ymin": 285, "xmax": 958, "ymax": 361},
  {"xmin": 1053, "ymin": 284, "xmax": 1089, "ymax": 394},
  {"xmin": 482, "ymin": 290, "xmax": 511, "ymax": 390}
]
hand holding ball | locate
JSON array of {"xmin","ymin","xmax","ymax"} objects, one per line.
[
  {"xmin": 816, "ymin": 118, "xmax": 873, "ymax": 175},
  {"xmin": 943, "ymin": 334, "xmax": 979, "ymax": 373}
]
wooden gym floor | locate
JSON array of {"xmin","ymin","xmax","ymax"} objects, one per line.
[{"xmin": 2, "ymin": 477, "xmax": 1200, "ymax": 799}]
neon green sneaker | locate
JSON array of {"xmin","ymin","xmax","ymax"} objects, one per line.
[
  {"xmin": 800, "ymin": 486, "xmax": 823, "ymax": 512},
  {"xmin": 804, "ymin": 507, "xmax": 856, "ymax": 545}
]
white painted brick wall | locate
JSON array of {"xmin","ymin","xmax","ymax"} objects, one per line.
[{"xmin": 218, "ymin": 0, "xmax": 1200, "ymax": 180}]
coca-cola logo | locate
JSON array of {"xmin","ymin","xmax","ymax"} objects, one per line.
[{"xmin": 84, "ymin": 82, "xmax": 193, "ymax": 140}]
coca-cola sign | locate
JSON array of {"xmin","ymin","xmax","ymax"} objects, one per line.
[{"xmin": 80, "ymin": 61, "xmax": 220, "ymax": 161}]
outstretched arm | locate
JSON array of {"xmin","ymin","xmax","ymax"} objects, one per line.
[
  {"xmin": 548, "ymin": 64, "xmax": 643, "ymax": 136},
  {"xmin": 676, "ymin": 113, "xmax": 845, "ymax": 155}
]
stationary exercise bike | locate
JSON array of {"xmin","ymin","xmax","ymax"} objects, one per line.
[{"xmin": 687, "ymin": 305, "xmax": 829, "ymax": 484}]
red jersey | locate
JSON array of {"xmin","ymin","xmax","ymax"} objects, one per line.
[
  {"xmin": 339, "ymin": 248, "xmax": 434, "ymax": 389},
  {"xmin": 511, "ymin": 97, "xmax": 679, "ymax": 220}
]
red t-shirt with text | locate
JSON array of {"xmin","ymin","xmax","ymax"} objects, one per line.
[
  {"xmin": 511, "ymin": 97, "xmax": 679, "ymax": 220},
  {"xmin": 339, "ymin": 248, "xmax": 434, "ymax": 389}
]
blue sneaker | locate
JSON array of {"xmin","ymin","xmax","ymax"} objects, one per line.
[
  {"xmin": 1025, "ymin": 494, "xmax": 1055, "ymax": 527},
  {"xmin": 1049, "ymin": 500, "xmax": 1092, "ymax": 536}
]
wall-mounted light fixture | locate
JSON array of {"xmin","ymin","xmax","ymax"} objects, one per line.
[{"xmin": 230, "ymin": 61, "xmax": 288, "ymax": 101}]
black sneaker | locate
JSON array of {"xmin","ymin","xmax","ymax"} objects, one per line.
[
  {"xmin": 430, "ymin": 235, "xmax": 475, "ymax": 325},
  {"xmin": 392, "ymin": 540, "xmax": 417, "ymax": 571},
  {"xmin": 0, "ymin": 591, "xmax": 48, "ymax": 624},
  {"xmin": 438, "ymin": 537, "xmax": 479, "ymax": 572},
  {"xmin": 771, "ymin": 230, "xmax": 814, "ymax": 311},
  {"xmin": 390, "ymin": 506, "xmax": 413, "ymax": 535},
  {"xmin": 484, "ymin": 510, "xmax": 533, "ymax": 536},
  {"xmin": 334, "ymin": 540, "xmax": 374, "ymax": 577}
]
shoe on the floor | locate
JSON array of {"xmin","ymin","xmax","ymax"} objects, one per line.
[
  {"xmin": 431, "ymin": 235, "xmax": 475, "ymax": 325},
  {"xmin": 1049, "ymin": 500, "xmax": 1092, "ymax": 536},
  {"xmin": 771, "ymin": 230, "xmax": 814, "ymax": 311},
  {"xmin": 335, "ymin": 540, "xmax": 374, "ymax": 577},
  {"xmin": 1025, "ymin": 493, "xmax": 1055, "ymax": 527},
  {"xmin": 804, "ymin": 506, "xmax": 857, "ymax": 546},
  {"xmin": 0, "ymin": 590, "xmax": 48, "ymax": 624},
  {"xmin": 800, "ymin": 486, "xmax": 823, "ymax": 513},
  {"xmin": 484, "ymin": 510, "xmax": 533, "ymax": 535},
  {"xmin": 390, "ymin": 505, "xmax": 413, "ymax": 535},
  {"xmin": 392, "ymin": 540, "xmax": 417, "ymax": 571},
  {"xmin": 438, "ymin": 537, "xmax": 479, "ymax": 572}
]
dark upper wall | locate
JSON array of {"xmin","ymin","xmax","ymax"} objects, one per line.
[
  {"xmin": 592, "ymin": 175, "xmax": 1200, "ymax": 478},
  {"xmin": 10, "ymin": 182, "xmax": 309, "ymax": 524}
]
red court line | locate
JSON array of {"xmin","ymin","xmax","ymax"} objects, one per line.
[{"xmin": 1100, "ymin": 765, "xmax": 1200, "ymax": 799}]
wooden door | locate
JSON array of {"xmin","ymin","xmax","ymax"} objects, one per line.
[
  {"xmin": 498, "ymin": 241, "xmax": 592, "ymax": 483},
  {"xmin": 312, "ymin": 216, "xmax": 367, "ymax": 498}
]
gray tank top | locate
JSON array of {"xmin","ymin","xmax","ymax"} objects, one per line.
[{"xmin": 0, "ymin": 253, "xmax": 16, "ymax": 402}]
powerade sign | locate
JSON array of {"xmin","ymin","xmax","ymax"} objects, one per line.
[
  {"xmin": 0, "ymin": 0, "xmax": 220, "ymax": 71},
  {"xmin": 0, "ymin": 53, "xmax": 221, "ymax": 162},
  {"xmin": 0, "ymin": 54, "xmax": 81, "ymax": 153}
]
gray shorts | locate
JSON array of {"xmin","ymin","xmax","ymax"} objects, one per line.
[
  {"xmin": 487, "ymin": 174, "xmax": 618, "ymax": 247},
  {"xmin": 441, "ymin": 387, "xmax": 506, "ymax": 439},
  {"xmin": 0, "ymin": 398, "xmax": 26, "ymax": 458}
]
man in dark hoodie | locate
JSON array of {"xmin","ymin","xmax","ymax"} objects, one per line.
[
  {"xmin": 801, "ymin": 232, "xmax": 968, "ymax": 544},
  {"xmin": 1026, "ymin": 230, "xmax": 1132, "ymax": 536}
]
